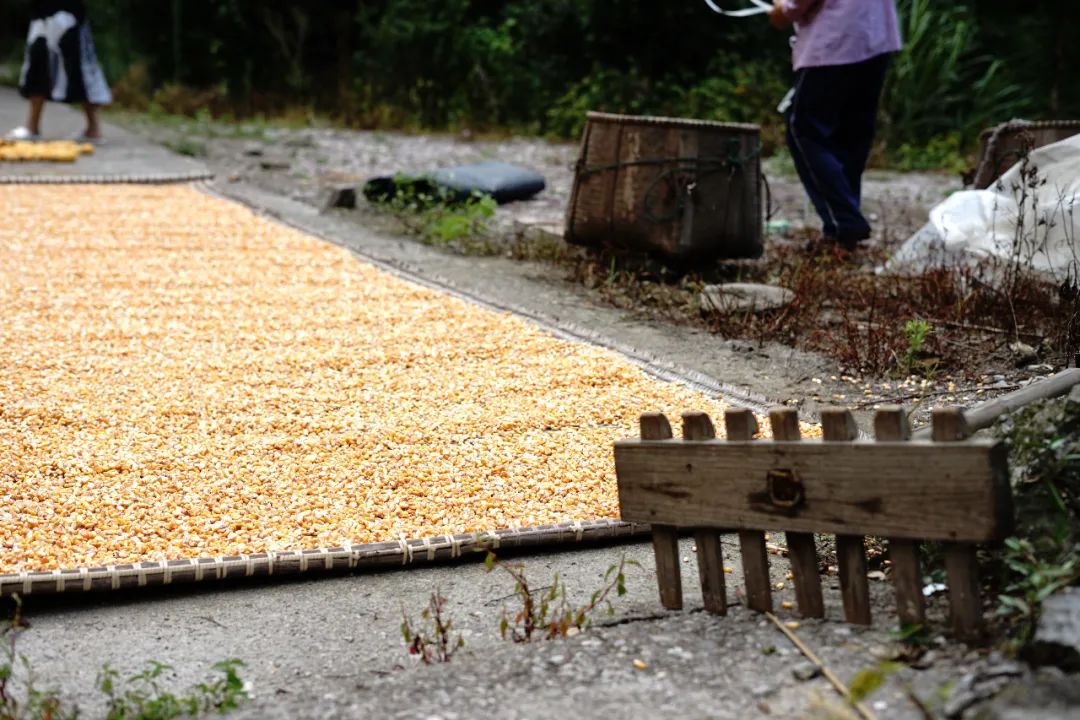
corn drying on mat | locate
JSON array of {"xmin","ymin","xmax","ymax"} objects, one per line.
[
  {"xmin": 0, "ymin": 183, "xmax": 820, "ymax": 596},
  {"xmin": 0, "ymin": 139, "xmax": 95, "ymax": 163}
]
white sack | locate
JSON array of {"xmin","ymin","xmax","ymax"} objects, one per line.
[{"xmin": 887, "ymin": 134, "xmax": 1080, "ymax": 281}]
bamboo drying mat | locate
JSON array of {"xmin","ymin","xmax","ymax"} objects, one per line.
[{"xmin": 0, "ymin": 184, "xmax": 756, "ymax": 596}]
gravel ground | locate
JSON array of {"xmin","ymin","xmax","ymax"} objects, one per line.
[{"xmin": 112, "ymin": 115, "xmax": 956, "ymax": 245}]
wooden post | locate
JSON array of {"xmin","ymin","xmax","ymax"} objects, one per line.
[
  {"xmin": 724, "ymin": 408, "xmax": 772, "ymax": 613},
  {"xmin": 770, "ymin": 408, "xmax": 824, "ymax": 619},
  {"xmin": 821, "ymin": 408, "xmax": 871, "ymax": 625},
  {"xmin": 933, "ymin": 408, "xmax": 983, "ymax": 640},
  {"xmin": 641, "ymin": 413, "xmax": 683, "ymax": 610},
  {"xmin": 874, "ymin": 406, "xmax": 926, "ymax": 629},
  {"xmin": 683, "ymin": 412, "xmax": 726, "ymax": 615}
]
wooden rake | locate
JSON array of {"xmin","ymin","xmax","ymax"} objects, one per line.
[{"xmin": 614, "ymin": 406, "xmax": 1013, "ymax": 639}]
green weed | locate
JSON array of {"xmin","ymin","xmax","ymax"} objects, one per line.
[
  {"xmin": 484, "ymin": 552, "xmax": 635, "ymax": 643},
  {"xmin": 372, "ymin": 180, "xmax": 498, "ymax": 255},
  {"xmin": 899, "ymin": 318, "xmax": 937, "ymax": 377},
  {"xmin": 400, "ymin": 589, "xmax": 464, "ymax": 665},
  {"xmin": 99, "ymin": 659, "xmax": 248, "ymax": 720},
  {"xmin": 0, "ymin": 599, "xmax": 76, "ymax": 720},
  {"xmin": 1, "ymin": 596, "xmax": 248, "ymax": 720}
]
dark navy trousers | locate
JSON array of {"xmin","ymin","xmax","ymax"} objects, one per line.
[{"xmin": 785, "ymin": 53, "xmax": 890, "ymax": 241}]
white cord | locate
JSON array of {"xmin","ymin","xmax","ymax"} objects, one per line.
[{"xmin": 704, "ymin": 0, "xmax": 771, "ymax": 18}]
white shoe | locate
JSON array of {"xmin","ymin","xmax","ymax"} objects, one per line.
[{"xmin": 5, "ymin": 126, "xmax": 41, "ymax": 141}]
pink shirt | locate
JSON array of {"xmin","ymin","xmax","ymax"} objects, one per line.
[{"xmin": 781, "ymin": 0, "xmax": 902, "ymax": 70}]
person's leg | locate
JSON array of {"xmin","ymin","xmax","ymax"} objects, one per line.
[
  {"xmin": 26, "ymin": 96, "xmax": 46, "ymax": 135},
  {"xmin": 785, "ymin": 76, "xmax": 838, "ymax": 238},
  {"xmin": 786, "ymin": 63, "xmax": 870, "ymax": 245},
  {"xmin": 81, "ymin": 103, "xmax": 102, "ymax": 139},
  {"xmin": 835, "ymin": 54, "xmax": 891, "ymax": 212}
]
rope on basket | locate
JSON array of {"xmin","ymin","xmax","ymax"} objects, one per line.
[{"xmin": 575, "ymin": 141, "xmax": 762, "ymax": 224}]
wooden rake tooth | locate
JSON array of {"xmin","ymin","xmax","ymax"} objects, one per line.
[
  {"xmin": 770, "ymin": 407, "xmax": 825, "ymax": 619},
  {"xmin": 933, "ymin": 407, "xmax": 984, "ymax": 641},
  {"xmin": 682, "ymin": 412, "xmax": 726, "ymax": 615},
  {"xmin": 724, "ymin": 408, "xmax": 772, "ymax": 613},
  {"xmin": 821, "ymin": 408, "xmax": 871, "ymax": 626},
  {"xmin": 874, "ymin": 406, "xmax": 925, "ymax": 629},
  {"xmin": 640, "ymin": 413, "xmax": 682, "ymax": 611}
]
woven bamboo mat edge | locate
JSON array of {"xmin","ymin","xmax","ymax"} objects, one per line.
[
  {"xmin": 0, "ymin": 519, "xmax": 650, "ymax": 597},
  {"xmin": 0, "ymin": 170, "xmax": 214, "ymax": 184}
]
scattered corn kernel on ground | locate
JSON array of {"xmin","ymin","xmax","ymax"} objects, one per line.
[
  {"xmin": 0, "ymin": 184, "xmax": 816, "ymax": 576},
  {"xmin": 0, "ymin": 139, "xmax": 95, "ymax": 162}
]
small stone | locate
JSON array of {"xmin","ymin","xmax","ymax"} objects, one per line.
[
  {"xmin": 1023, "ymin": 587, "xmax": 1080, "ymax": 672},
  {"xmin": 259, "ymin": 155, "xmax": 291, "ymax": 171},
  {"xmin": 944, "ymin": 690, "xmax": 980, "ymax": 718},
  {"xmin": 321, "ymin": 185, "xmax": 357, "ymax": 211},
  {"xmin": 911, "ymin": 649, "xmax": 939, "ymax": 669},
  {"xmin": 700, "ymin": 283, "xmax": 795, "ymax": 315},
  {"xmin": 752, "ymin": 684, "xmax": 777, "ymax": 698},
  {"xmin": 1016, "ymin": 350, "xmax": 1038, "ymax": 370},
  {"xmin": 980, "ymin": 662, "xmax": 1024, "ymax": 679},
  {"xmin": 792, "ymin": 662, "xmax": 821, "ymax": 681},
  {"xmin": 667, "ymin": 646, "xmax": 694, "ymax": 661},
  {"xmin": 870, "ymin": 643, "xmax": 901, "ymax": 661}
]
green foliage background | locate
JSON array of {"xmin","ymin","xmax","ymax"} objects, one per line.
[{"xmin": 0, "ymin": 0, "xmax": 1074, "ymax": 154}]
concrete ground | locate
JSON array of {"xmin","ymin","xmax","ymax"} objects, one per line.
[
  {"xmin": 0, "ymin": 87, "xmax": 208, "ymax": 180},
  {"xmin": 15, "ymin": 538, "xmax": 989, "ymax": 720},
  {"xmin": 1, "ymin": 96, "xmax": 1064, "ymax": 719}
]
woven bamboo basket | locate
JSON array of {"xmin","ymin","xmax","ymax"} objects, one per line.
[
  {"xmin": 565, "ymin": 112, "xmax": 763, "ymax": 262},
  {"xmin": 971, "ymin": 120, "xmax": 1080, "ymax": 189}
]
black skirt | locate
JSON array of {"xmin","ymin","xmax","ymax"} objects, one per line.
[{"xmin": 19, "ymin": 0, "xmax": 112, "ymax": 105}]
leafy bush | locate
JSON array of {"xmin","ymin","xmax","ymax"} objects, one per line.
[
  {"xmin": 994, "ymin": 392, "xmax": 1080, "ymax": 637},
  {"xmin": 881, "ymin": 0, "xmax": 1028, "ymax": 151},
  {"xmin": 888, "ymin": 133, "xmax": 970, "ymax": 174}
]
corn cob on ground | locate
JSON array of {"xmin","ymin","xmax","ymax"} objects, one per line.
[{"xmin": 0, "ymin": 185, "xmax": 817, "ymax": 575}]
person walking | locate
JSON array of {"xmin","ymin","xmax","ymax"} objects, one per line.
[
  {"xmin": 7, "ymin": 0, "xmax": 112, "ymax": 142},
  {"xmin": 769, "ymin": 0, "xmax": 901, "ymax": 250}
]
